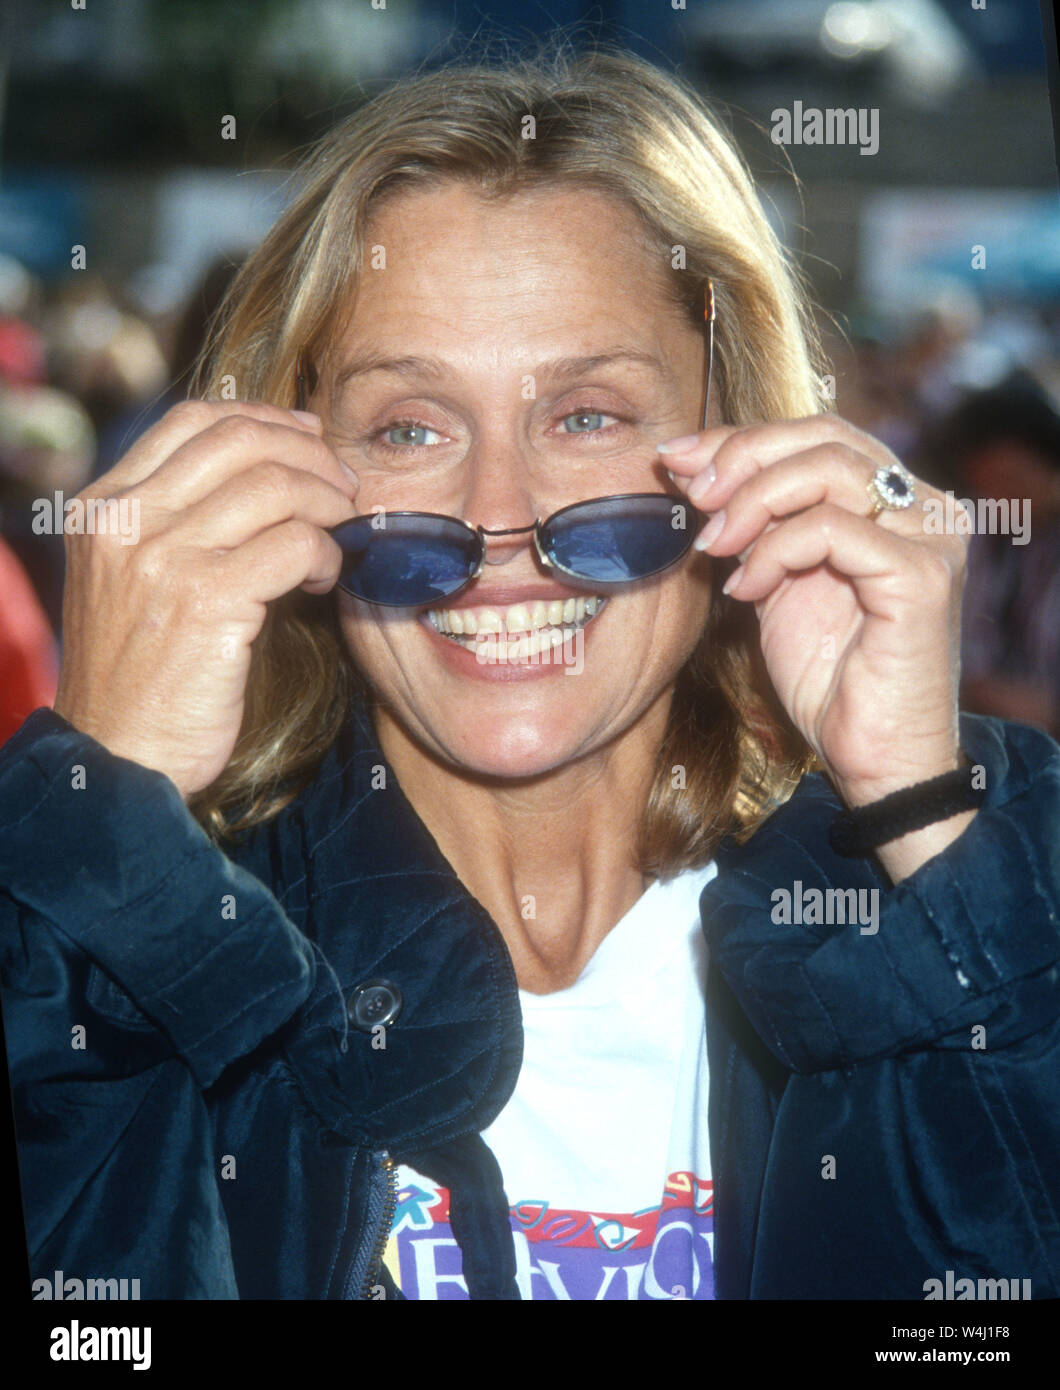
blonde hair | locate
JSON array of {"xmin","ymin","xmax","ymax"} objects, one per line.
[{"xmin": 190, "ymin": 37, "xmax": 824, "ymax": 874}]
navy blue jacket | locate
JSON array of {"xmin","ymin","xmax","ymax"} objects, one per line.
[{"xmin": 1, "ymin": 703, "xmax": 1058, "ymax": 1299}]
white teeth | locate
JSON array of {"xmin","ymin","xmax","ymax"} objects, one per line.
[
  {"xmin": 512, "ymin": 627, "xmax": 568, "ymax": 660},
  {"xmin": 505, "ymin": 603, "xmax": 531, "ymax": 634},
  {"xmin": 426, "ymin": 595, "xmax": 608, "ymax": 642}
]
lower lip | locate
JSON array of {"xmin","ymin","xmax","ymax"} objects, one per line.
[{"xmin": 417, "ymin": 607, "xmax": 604, "ymax": 681}]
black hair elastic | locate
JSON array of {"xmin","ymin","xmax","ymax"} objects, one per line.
[{"xmin": 829, "ymin": 764, "xmax": 986, "ymax": 858}]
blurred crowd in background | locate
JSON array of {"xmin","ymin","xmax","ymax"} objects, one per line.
[{"xmin": 2, "ymin": 0, "xmax": 1059, "ymax": 744}]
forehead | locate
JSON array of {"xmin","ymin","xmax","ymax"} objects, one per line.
[{"xmin": 352, "ymin": 180, "xmax": 676, "ymax": 316}]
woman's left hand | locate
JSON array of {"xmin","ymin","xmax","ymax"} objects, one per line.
[{"xmin": 661, "ymin": 414, "xmax": 974, "ymax": 876}]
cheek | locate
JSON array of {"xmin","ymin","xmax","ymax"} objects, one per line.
[
  {"xmin": 654, "ymin": 573, "xmax": 713, "ymax": 672},
  {"xmin": 658, "ymin": 562, "xmax": 713, "ymax": 635},
  {"xmin": 336, "ymin": 601, "xmax": 415, "ymax": 678},
  {"xmin": 603, "ymin": 573, "xmax": 711, "ymax": 681}
]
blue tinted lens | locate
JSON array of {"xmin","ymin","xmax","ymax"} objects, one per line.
[
  {"xmin": 539, "ymin": 495, "xmax": 696, "ymax": 583},
  {"xmin": 332, "ymin": 514, "xmax": 481, "ymax": 606}
]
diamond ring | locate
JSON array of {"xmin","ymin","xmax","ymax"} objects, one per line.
[{"xmin": 866, "ymin": 462, "xmax": 916, "ymax": 520}]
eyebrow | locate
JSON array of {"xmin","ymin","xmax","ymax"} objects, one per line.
[{"xmin": 330, "ymin": 347, "xmax": 671, "ymax": 391}]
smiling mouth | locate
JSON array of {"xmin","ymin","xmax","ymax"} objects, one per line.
[{"xmin": 426, "ymin": 594, "xmax": 607, "ymax": 658}]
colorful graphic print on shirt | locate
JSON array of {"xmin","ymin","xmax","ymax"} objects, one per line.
[{"xmin": 383, "ymin": 1165, "xmax": 715, "ymax": 1300}]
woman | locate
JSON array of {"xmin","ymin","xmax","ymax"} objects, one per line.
[{"xmin": 2, "ymin": 45, "xmax": 1058, "ymax": 1302}]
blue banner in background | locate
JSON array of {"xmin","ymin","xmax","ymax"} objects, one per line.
[{"xmin": 0, "ymin": 175, "xmax": 86, "ymax": 276}]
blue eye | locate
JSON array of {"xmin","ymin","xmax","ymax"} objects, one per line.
[
  {"xmin": 562, "ymin": 411, "xmax": 612, "ymax": 433},
  {"xmin": 383, "ymin": 423, "xmax": 441, "ymax": 447}
]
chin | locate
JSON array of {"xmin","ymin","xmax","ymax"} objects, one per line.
[{"xmin": 424, "ymin": 705, "xmax": 597, "ymax": 783}]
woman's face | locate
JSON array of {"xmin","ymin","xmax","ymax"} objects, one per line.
[{"xmin": 323, "ymin": 180, "xmax": 713, "ymax": 779}]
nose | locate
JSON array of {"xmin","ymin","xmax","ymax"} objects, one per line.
[
  {"xmin": 459, "ymin": 441, "xmax": 542, "ymax": 569},
  {"xmin": 478, "ymin": 518, "xmax": 541, "ymax": 567}
]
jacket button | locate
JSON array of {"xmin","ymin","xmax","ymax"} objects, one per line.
[{"xmin": 347, "ymin": 979, "xmax": 403, "ymax": 1031}]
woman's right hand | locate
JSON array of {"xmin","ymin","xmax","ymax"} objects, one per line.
[{"xmin": 54, "ymin": 400, "xmax": 359, "ymax": 801}]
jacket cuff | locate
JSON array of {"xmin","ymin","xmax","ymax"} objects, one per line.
[
  {"xmin": 0, "ymin": 708, "xmax": 316, "ymax": 1087},
  {"xmin": 904, "ymin": 715, "xmax": 1060, "ymax": 988},
  {"xmin": 703, "ymin": 715, "xmax": 1060, "ymax": 1072}
]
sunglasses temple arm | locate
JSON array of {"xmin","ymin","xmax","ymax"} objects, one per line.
[
  {"xmin": 295, "ymin": 355, "xmax": 318, "ymax": 413},
  {"xmin": 701, "ymin": 281, "xmax": 715, "ymax": 433}
]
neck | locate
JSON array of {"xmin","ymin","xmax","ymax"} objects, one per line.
[{"xmin": 374, "ymin": 695, "xmax": 672, "ymax": 993}]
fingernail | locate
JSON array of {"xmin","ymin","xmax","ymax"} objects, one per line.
[
  {"xmin": 688, "ymin": 462, "xmax": 717, "ymax": 505},
  {"xmin": 657, "ymin": 433, "xmax": 701, "ymax": 455},
  {"xmin": 338, "ymin": 458, "xmax": 359, "ymax": 486},
  {"xmin": 693, "ymin": 509, "xmax": 727, "ymax": 552},
  {"xmin": 722, "ymin": 563, "xmax": 744, "ymax": 596},
  {"xmin": 291, "ymin": 409, "xmax": 321, "ymax": 426}
]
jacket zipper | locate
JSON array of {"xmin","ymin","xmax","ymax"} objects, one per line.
[{"xmin": 346, "ymin": 1150, "xmax": 398, "ymax": 1300}]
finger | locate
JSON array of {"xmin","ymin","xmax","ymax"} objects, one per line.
[
  {"xmin": 100, "ymin": 400, "xmax": 326, "ymax": 492},
  {"xmin": 658, "ymin": 426, "xmax": 743, "ymax": 488},
  {"xmin": 725, "ymin": 503, "xmax": 959, "ymax": 620},
  {"xmin": 668, "ymin": 415, "xmax": 900, "ymax": 511},
  {"xmin": 693, "ymin": 444, "xmax": 925, "ymax": 557},
  {"xmin": 130, "ymin": 414, "xmax": 358, "ymax": 514},
  {"xmin": 156, "ymin": 461, "xmax": 358, "ymax": 552},
  {"xmin": 216, "ymin": 517, "xmax": 345, "ymax": 601}
]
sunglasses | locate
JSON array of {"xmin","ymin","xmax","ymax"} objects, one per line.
[{"xmin": 296, "ymin": 280, "xmax": 716, "ymax": 609}]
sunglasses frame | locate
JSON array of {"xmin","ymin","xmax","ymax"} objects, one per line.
[
  {"xmin": 332, "ymin": 493, "xmax": 704, "ymax": 606},
  {"xmin": 296, "ymin": 278, "xmax": 716, "ymax": 606}
]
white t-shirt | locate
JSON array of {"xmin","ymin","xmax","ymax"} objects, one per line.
[{"xmin": 382, "ymin": 861, "xmax": 718, "ymax": 1300}]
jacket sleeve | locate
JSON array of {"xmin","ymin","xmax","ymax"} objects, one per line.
[
  {"xmin": 703, "ymin": 714, "xmax": 1060, "ymax": 1296},
  {"xmin": 701, "ymin": 713, "xmax": 1060, "ymax": 1074},
  {"xmin": 0, "ymin": 708, "xmax": 317, "ymax": 1298}
]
